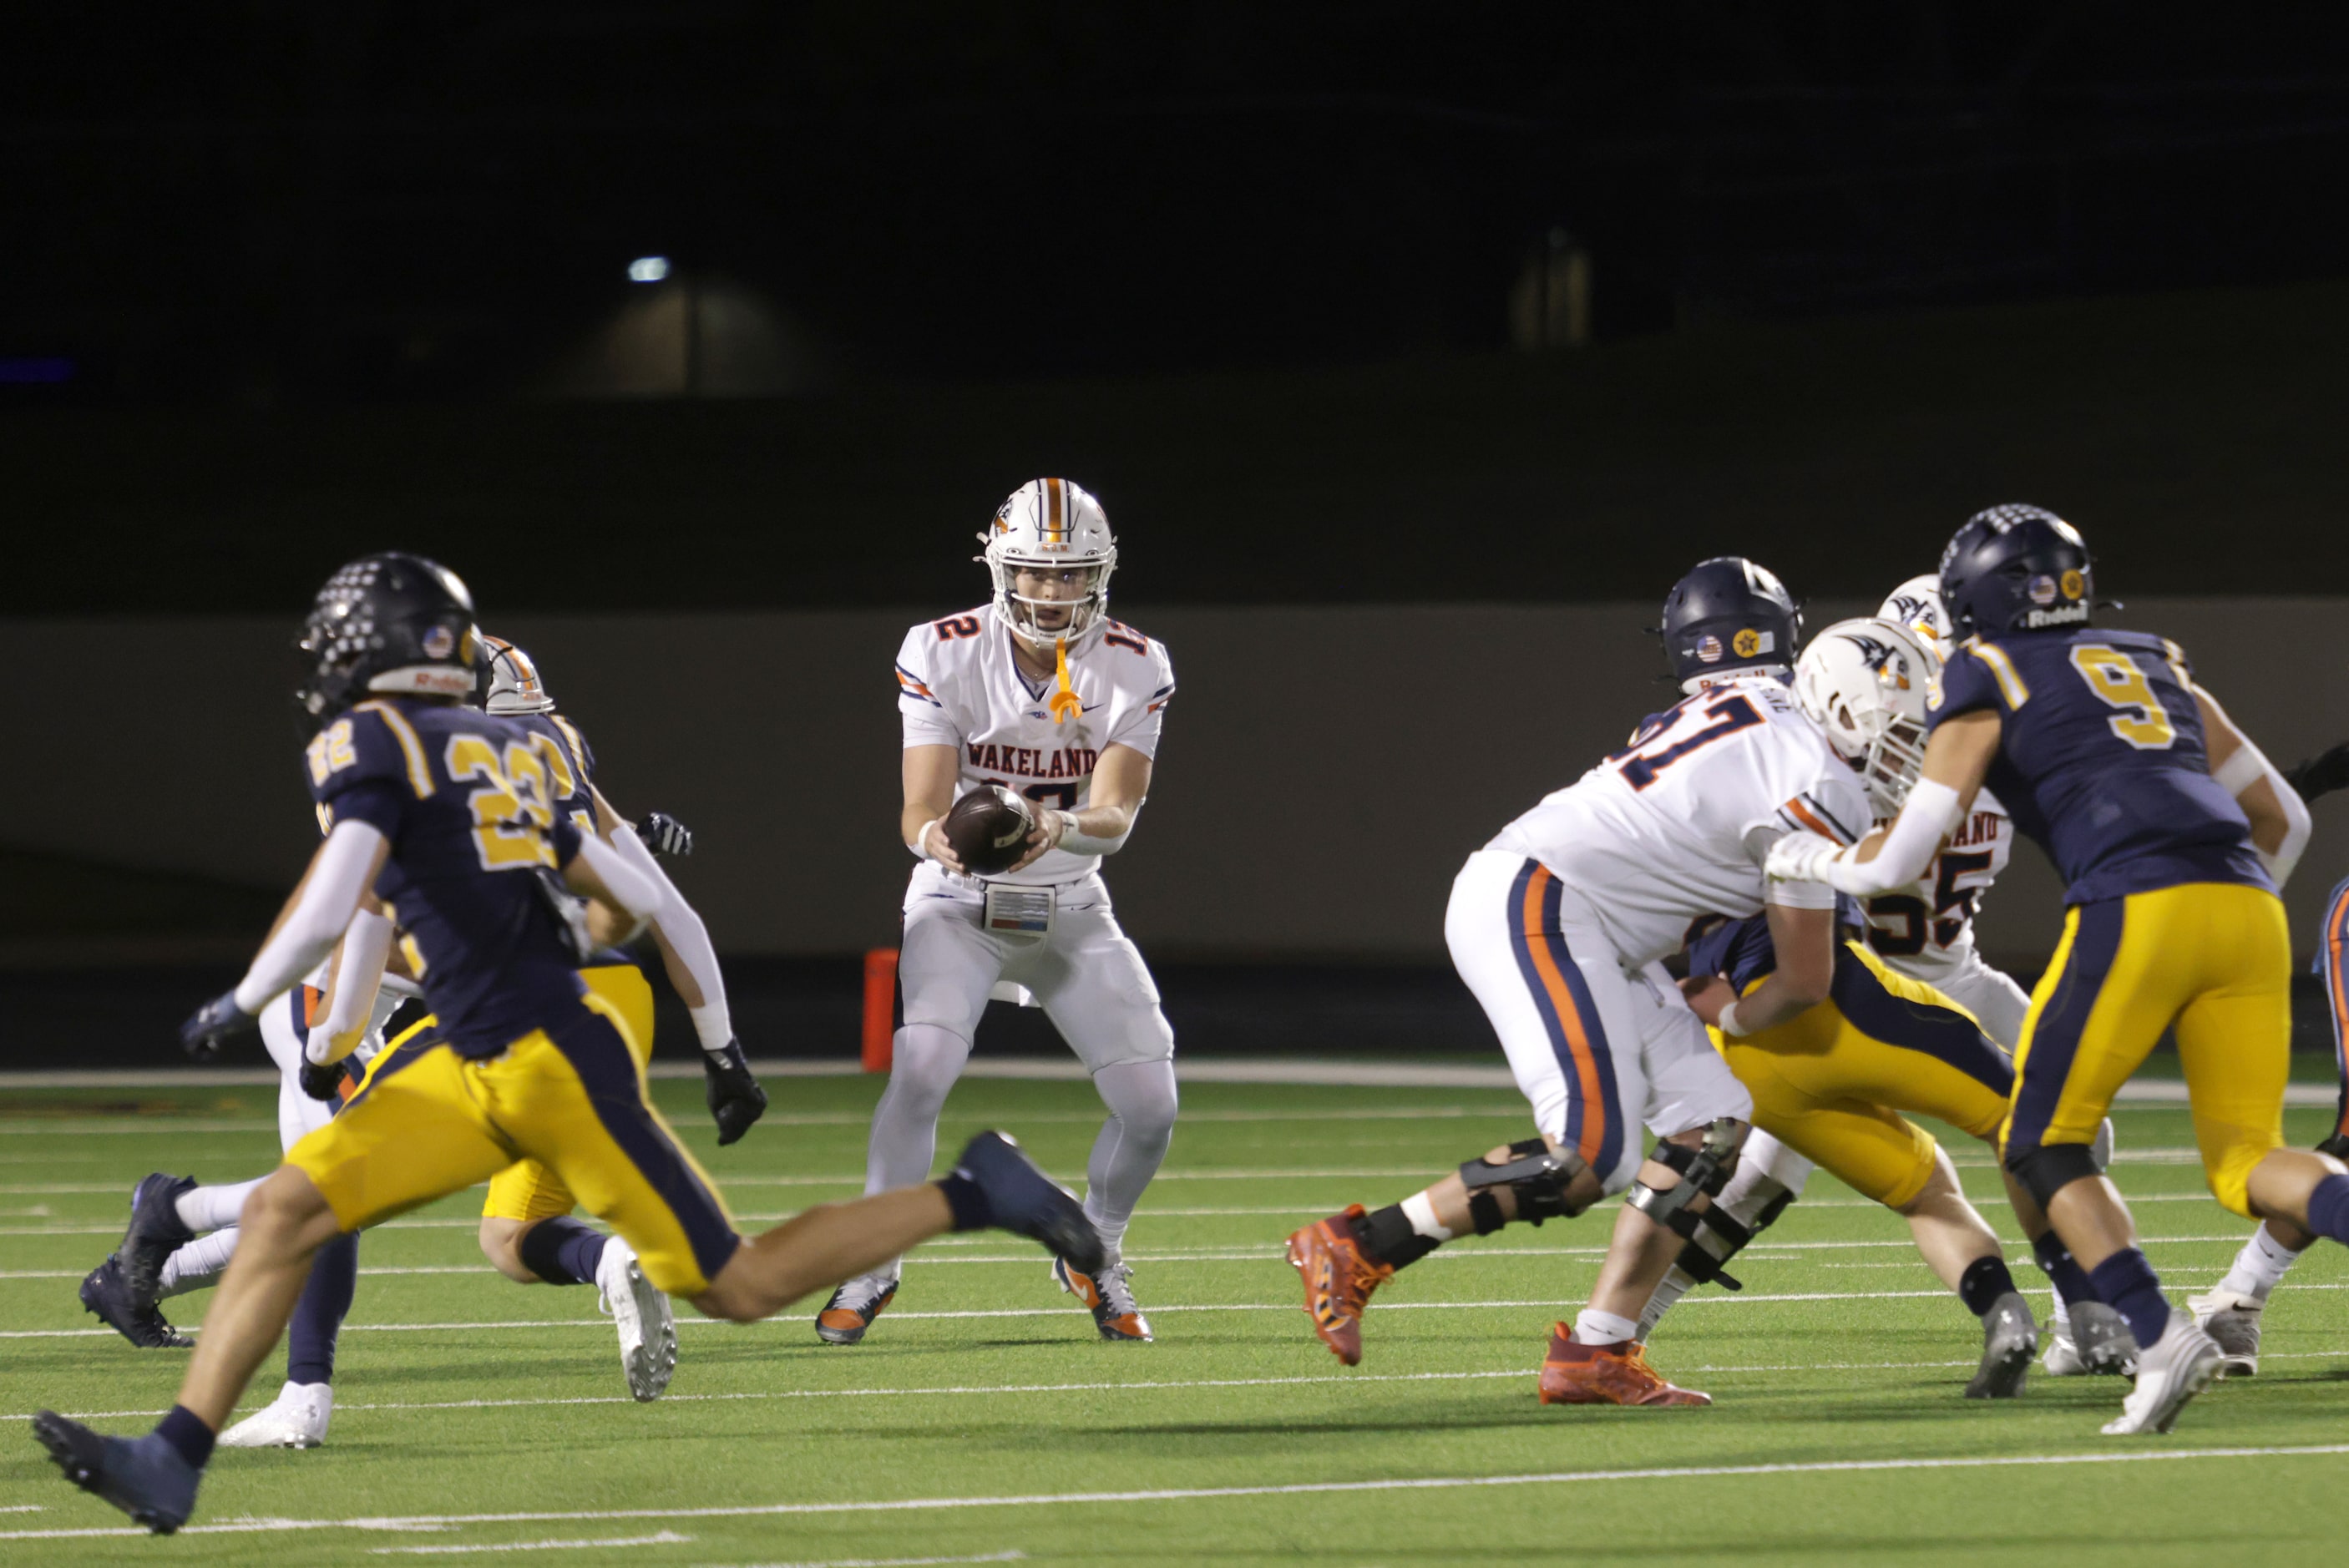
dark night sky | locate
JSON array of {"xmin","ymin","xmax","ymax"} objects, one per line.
[{"xmin": 13, "ymin": 3, "xmax": 2349, "ymax": 397}]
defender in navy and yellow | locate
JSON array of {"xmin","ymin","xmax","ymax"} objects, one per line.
[
  {"xmin": 1766, "ymin": 503, "xmax": 2346, "ymax": 1436},
  {"xmin": 33, "ymin": 551, "xmax": 1107, "ymax": 1535}
]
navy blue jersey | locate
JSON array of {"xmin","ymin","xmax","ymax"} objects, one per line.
[
  {"xmin": 513, "ymin": 711, "xmax": 598, "ymax": 837},
  {"xmin": 1927, "ymin": 628, "xmax": 2267, "ymax": 903},
  {"xmin": 1688, "ymin": 913, "xmax": 1779, "ymax": 994},
  {"xmin": 305, "ymin": 697, "xmax": 588, "ymax": 1057}
]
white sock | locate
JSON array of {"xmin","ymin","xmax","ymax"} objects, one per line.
[
  {"xmin": 158, "ymin": 1227, "xmax": 241, "ymax": 1297},
  {"xmin": 176, "ymin": 1178, "xmax": 265, "ymax": 1234},
  {"xmin": 2215, "ymin": 1222, "xmax": 2306, "ymax": 1302},
  {"xmin": 1400, "ymin": 1191, "xmax": 1455, "ymax": 1242},
  {"xmin": 2048, "ymin": 1294, "xmax": 2071, "ymax": 1332},
  {"xmin": 1571, "ymin": 1308, "xmax": 1641, "ymax": 1346}
]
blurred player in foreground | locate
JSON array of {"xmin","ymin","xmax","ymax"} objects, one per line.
[
  {"xmin": 1649, "ymin": 617, "xmax": 2042, "ymax": 1398},
  {"xmin": 33, "ymin": 552, "xmax": 1103, "ymax": 1534},
  {"xmin": 1769, "ymin": 503, "xmax": 2344, "ymax": 1434},
  {"xmin": 1290, "ymin": 558, "xmax": 1861, "ymax": 1406},
  {"xmin": 820, "ymin": 479, "xmax": 1178, "ymax": 1346}
]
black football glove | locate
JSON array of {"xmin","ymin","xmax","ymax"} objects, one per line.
[
  {"xmin": 2284, "ymin": 741, "xmax": 2349, "ymax": 805},
  {"xmin": 180, "ymin": 990, "xmax": 257, "ymax": 1062},
  {"xmin": 702, "ymin": 1037, "xmax": 767, "ymax": 1146},
  {"xmin": 635, "ymin": 812, "xmax": 693, "ymax": 859},
  {"xmin": 298, "ymin": 1053, "xmax": 351, "ymax": 1103}
]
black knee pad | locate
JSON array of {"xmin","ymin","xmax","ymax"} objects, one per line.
[
  {"xmin": 1458, "ymin": 1137, "xmax": 1592, "ymax": 1228},
  {"xmin": 2007, "ymin": 1141, "xmax": 2102, "ymax": 1211},
  {"xmin": 2316, "ymin": 1131, "xmax": 2349, "ymax": 1164}
]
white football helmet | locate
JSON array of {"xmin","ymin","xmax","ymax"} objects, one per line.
[
  {"xmin": 1794, "ymin": 617, "xmax": 1941, "ymax": 816},
  {"xmin": 977, "ymin": 478, "xmax": 1118, "ymax": 650},
  {"xmin": 478, "ymin": 632, "xmax": 556, "ymax": 715},
  {"xmin": 1877, "ymin": 574, "xmax": 1953, "ymax": 660}
]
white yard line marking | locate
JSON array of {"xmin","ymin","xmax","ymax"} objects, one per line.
[
  {"xmin": 372, "ymin": 1530, "xmax": 694, "ymax": 1555},
  {"xmin": 18, "ymin": 1282, "xmax": 2347, "ymax": 1339},
  {"xmin": 7, "ymin": 1445, "xmax": 2348, "ymax": 1540},
  {"xmin": 17, "ymin": 1350, "xmax": 2349, "ymax": 1428}
]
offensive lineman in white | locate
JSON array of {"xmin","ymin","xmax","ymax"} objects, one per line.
[
  {"xmin": 818, "ymin": 478, "xmax": 1178, "ymax": 1345},
  {"xmin": 1289, "ymin": 558, "xmax": 1854, "ymax": 1406}
]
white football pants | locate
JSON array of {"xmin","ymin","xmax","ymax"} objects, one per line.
[{"xmin": 1445, "ymin": 850, "xmax": 1752, "ymax": 1196}]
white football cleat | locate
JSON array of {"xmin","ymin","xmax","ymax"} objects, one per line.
[
  {"xmin": 596, "ymin": 1235, "xmax": 676, "ymax": 1402},
  {"xmin": 2101, "ymin": 1313, "xmax": 2223, "ymax": 1435},
  {"xmin": 218, "ymin": 1380, "xmax": 332, "ymax": 1449},
  {"xmin": 2186, "ymin": 1287, "xmax": 2262, "ymax": 1376}
]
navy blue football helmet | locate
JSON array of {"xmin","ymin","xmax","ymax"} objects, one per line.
[
  {"xmin": 295, "ymin": 552, "xmax": 481, "ymax": 720},
  {"xmin": 1937, "ymin": 504, "xmax": 2093, "ymax": 639},
  {"xmin": 1660, "ymin": 557, "xmax": 1801, "ymax": 688}
]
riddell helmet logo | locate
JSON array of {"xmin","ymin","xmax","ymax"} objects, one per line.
[
  {"xmin": 2028, "ymin": 574, "xmax": 2058, "ymax": 606},
  {"xmin": 2060, "ymin": 569, "xmax": 2085, "ymax": 599},
  {"xmin": 2023, "ymin": 603, "xmax": 2090, "ymax": 628},
  {"xmin": 1696, "ymin": 635, "xmax": 1724, "ymax": 664},
  {"xmin": 1732, "ymin": 628, "xmax": 1762, "ymax": 659}
]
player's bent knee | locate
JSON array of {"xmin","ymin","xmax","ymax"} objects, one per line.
[
  {"xmin": 2006, "ymin": 1141, "xmax": 2101, "ymax": 1211},
  {"xmin": 247, "ymin": 1166, "xmax": 342, "ymax": 1252},
  {"xmin": 1459, "ymin": 1138, "xmax": 1593, "ymax": 1231},
  {"xmin": 478, "ymin": 1217, "xmax": 536, "ymax": 1283}
]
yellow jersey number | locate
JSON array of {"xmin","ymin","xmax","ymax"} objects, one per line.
[
  {"xmin": 445, "ymin": 735, "xmax": 560, "ymax": 870},
  {"xmin": 2068, "ymin": 645, "xmax": 2175, "ymax": 750}
]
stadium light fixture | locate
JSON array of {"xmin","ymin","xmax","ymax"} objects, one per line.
[{"xmin": 628, "ymin": 256, "xmax": 671, "ymax": 283}]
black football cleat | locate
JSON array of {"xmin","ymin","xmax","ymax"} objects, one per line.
[
  {"xmin": 116, "ymin": 1174, "xmax": 196, "ymax": 1308},
  {"xmin": 952, "ymin": 1131, "xmax": 1106, "ymax": 1275},
  {"xmin": 80, "ymin": 1256, "xmax": 191, "ymax": 1349},
  {"xmin": 33, "ymin": 1412, "xmax": 200, "ymax": 1535}
]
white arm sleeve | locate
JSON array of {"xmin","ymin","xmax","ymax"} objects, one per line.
[
  {"xmin": 1815, "ymin": 778, "xmax": 1965, "ymax": 898},
  {"xmin": 571, "ymin": 831, "xmax": 662, "ymax": 925},
  {"xmin": 2217, "ymin": 737, "xmax": 2312, "ymax": 887},
  {"xmin": 307, "ymin": 906, "xmax": 395, "ymax": 1065},
  {"xmin": 604, "ymin": 822, "xmax": 735, "ymax": 1051},
  {"xmin": 232, "ymin": 821, "xmax": 386, "ymax": 1013}
]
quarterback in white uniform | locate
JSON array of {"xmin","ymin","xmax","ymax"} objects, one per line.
[
  {"xmin": 1290, "ymin": 558, "xmax": 1859, "ymax": 1406},
  {"xmin": 818, "ymin": 478, "xmax": 1178, "ymax": 1346}
]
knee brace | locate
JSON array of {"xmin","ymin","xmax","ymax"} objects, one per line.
[
  {"xmin": 1627, "ymin": 1119, "xmax": 1743, "ymax": 1243},
  {"xmin": 2007, "ymin": 1141, "xmax": 2102, "ymax": 1211},
  {"xmin": 1458, "ymin": 1138, "xmax": 1592, "ymax": 1232},
  {"xmin": 2317, "ymin": 1131, "xmax": 2349, "ymax": 1164},
  {"xmin": 1668, "ymin": 1181, "xmax": 1795, "ymax": 1292}
]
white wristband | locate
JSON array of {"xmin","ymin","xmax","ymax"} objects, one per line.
[
  {"xmin": 1714, "ymin": 999, "xmax": 1749, "ymax": 1038},
  {"xmin": 912, "ymin": 818, "xmax": 942, "ymax": 862}
]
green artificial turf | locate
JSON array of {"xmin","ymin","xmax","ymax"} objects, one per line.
[{"xmin": 0, "ymin": 1075, "xmax": 2344, "ymax": 1566}]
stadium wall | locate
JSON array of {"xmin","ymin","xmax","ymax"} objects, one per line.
[{"xmin": 6, "ymin": 599, "xmax": 2345, "ymax": 967}]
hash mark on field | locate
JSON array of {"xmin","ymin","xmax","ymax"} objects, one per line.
[
  {"xmin": 7, "ymin": 1446, "xmax": 2349, "ymax": 1540},
  {"xmin": 372, "ymin": 1530, "xmax": 694, "ymax": 1554}
]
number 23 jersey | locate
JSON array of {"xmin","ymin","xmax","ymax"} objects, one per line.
[
  {"xmin": 896, "ymin": 609, "xmax": 1176, "ymax": 887},
  {"xmin": 1487, "ymin": 672, "xmax": 1872, "ymax": 968},
  {"xmin": 1928, "ymin": 626, "xmax": 2268, "ymax": 903}
]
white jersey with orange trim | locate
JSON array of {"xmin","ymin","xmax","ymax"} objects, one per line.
[
  {"xmin": 896, "ymin": 606, "xmax": 1175, "ymax": 888},
  {"xmin": 1486, "ymin": 672, "xmax": 1870, "ymax": 968},
  {"xmin": 1858, "ymin": 789, "xmax": 2016, "ymax": 984}
]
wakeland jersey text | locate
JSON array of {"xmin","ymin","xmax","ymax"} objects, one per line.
[
  {"xmin": 898, "ymin": 608, "xmax": 1175, "ymax": 886},
  {"xmin": 306, "ymin": 698, "xmax": 589, "ymax": 1056},
  {"xmin": 1486, "ymin": 672, "xmax": 1871, "ymax": 968},
  {"xmin": 1929, "ymin": 627, "xmax": 2267, "ymax": 903}
]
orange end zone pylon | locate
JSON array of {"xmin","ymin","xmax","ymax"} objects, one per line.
[{"xmin": 862, "ymin": 948, "xmax": 899, "ymax": 1072}]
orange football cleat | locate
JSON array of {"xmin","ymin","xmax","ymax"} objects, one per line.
[
  {"xmin": 1287, "ymin": 1205, "xmax": 1395, "ymax": 1366},
  {"xmin": 1054, "ymin": 1257, "xmax": 1152, "ymax": 1341},
  {"xmin": 814, "ymin": 1277, "xmax": 896, "ymax": 1346},
  {"xmin": 1536, "ymin": 1324, "xmax": 1711, "ymax": 1406}
]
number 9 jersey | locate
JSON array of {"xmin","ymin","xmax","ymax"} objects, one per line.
[
  {"xmin": 1488, "ymin": 671, "xmax": 1873, "ymax": 968},
  {"xmin": 1928, "ymin": 628, "xmax": 2270, "ymax": 902},
  {"xmin": 305, "ymin": 696, "xmax": 589, "ymax": 1057},
  {"xmin": 896, "ymin": 606, "xmax": 1176, "ymax": 888}
]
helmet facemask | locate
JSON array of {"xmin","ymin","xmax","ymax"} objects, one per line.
[
  {"xmin": 976, "ymin": 478, "xmax": 1119, "ymax": 654},
  {"xmin": 1793, "ymin": 618, "xmax": 1941, "ymax": 819}
]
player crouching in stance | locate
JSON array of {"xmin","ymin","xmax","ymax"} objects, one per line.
[
  {"xmin": 821, "ymin": 479, "xmax": 1177, "ymax": 1346},
  {"xmin": 1648, "ymin": 620, "xmax": 2041, "ymax": 1398},
  {"xmin": 1291, "ymin": 559, "xmax": 1861, "ymax": 1406},
  {"xmin": 33, "ymin": 553, "xmax": 1103, "ymax": 1535},
  {"xmin": 1769, "ymin": 505, "xmax": 2344, "ymax": 1434}
]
